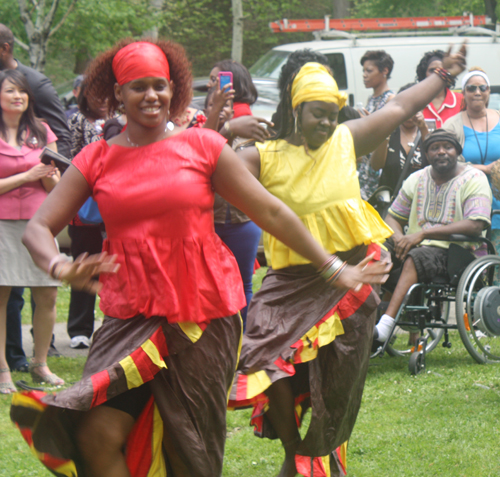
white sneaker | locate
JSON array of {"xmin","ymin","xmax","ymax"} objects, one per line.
[{"xmin": 70, "ymin": 335, "xmax": 91, "ymax": 349}]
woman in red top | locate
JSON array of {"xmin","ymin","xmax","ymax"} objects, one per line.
[
  {"xmin": 11, "ymin": 39, "xmax": 390, "ymax": 476},
  {"xmin": 416, "ymin": 50, "xmax": 463, "ymax": 129}
]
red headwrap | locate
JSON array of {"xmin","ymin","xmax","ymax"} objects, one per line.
[{"xmin": 112, "ymin": 42, "xmax": 170, "ymax": 85}]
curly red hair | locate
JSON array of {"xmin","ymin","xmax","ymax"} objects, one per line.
[{"xmin": 84, "ymin": 38, "xmax": 192, "ymax": 119}]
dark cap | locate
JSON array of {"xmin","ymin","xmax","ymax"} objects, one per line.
[
  {"xmin": 422, "ymin": 129, "xmax": 462, "ymax": 155},
  {"xmin": 73, "ymin": 75, "xmax": 84, "ymax": 89}
]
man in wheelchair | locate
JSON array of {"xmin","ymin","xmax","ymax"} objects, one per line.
[{"xmin": 374, "ymin": 129, "xmax": 492, "ymax": 343}]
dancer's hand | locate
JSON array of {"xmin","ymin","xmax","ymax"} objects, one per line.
[
  {"xmin": 334, "ymin": 253, "xmax": 392, "ymax": 291},
  {"xmin": 53, "ymin": 252, "xmax": 120, "ymax": 294},
  {"xmin": 227, "ymin": 116, "xmax": 274, "ymax": 142},
  {"xmin": 442, "ymin": 42, "xmax": 467, "ymax": 77}
]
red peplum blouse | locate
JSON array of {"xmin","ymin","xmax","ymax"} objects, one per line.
[{"xmin": 71, "ymin": 128, "xmax": 245, "ymax": 323}]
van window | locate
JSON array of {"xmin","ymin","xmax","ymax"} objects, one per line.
[
  {"xmin": 249, "ymin": 50, "xmax": 289, "ymax": 79},
  {"xmin": 325, "ymin": 53, "xmax": 347, "ymax": 90},
  {"xmin": 249, "ymin": 50, "xmax": 347, "ymax": 90}
]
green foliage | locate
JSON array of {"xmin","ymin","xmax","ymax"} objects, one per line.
[
  {"xmin": 54, "ymin": 0, "xmax": 158, "ymax": 59},
  {"xmin": 352, "ymin": 0, "xmax": 488, "ymax": 19},
  {"xmin": 2, "ymin": 0, "xmax": 497, "ymax": 87}
]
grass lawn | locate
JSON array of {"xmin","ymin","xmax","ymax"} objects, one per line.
[{"xmin": 2, "ymin": 269, "xmax": 500, "ymax": 475}]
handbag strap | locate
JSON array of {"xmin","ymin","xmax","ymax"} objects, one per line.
[{"xmin": 391, "ymin": 129, "xmax": 422, "ymax": 201}]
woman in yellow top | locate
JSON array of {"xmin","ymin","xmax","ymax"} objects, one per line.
[{"xmin": 229, "ymin": 47, "xmax": 466, "ymax": 477}]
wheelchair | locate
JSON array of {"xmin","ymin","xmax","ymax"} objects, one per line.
[{"xmin": 371, "ymin": 233, "xmax": 500, "ymax": 375}]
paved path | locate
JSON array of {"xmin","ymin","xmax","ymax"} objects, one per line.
[{"xmin": 22, "ymin": 320, "xmax": 102, "ymax": 359}]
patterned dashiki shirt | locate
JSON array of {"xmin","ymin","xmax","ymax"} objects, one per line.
[{"xmin": 388, "ymin": 165, "xmax": 492, "ymax": 251}]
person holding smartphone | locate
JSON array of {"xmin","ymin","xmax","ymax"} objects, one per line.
[
  {"xmin": 0, "ymin": 69, "xmax": 63, "ymax": 393},
  {"xmin": 205, "ymin": 66, "xmax": 269, "ymax": 328},
  {"xmin": 207, "ymin": 59, "xmax": 257, "ymax": 119}
]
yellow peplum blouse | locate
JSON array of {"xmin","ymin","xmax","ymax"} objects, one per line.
[{"xmin": 256, "ymin": 124, "xmax": 393, "ymax": 269}]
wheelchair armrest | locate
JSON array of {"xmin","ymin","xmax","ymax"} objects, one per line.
[
  {"xmin": 447, "ymin": 234, "xmax": 496, "ymax": 255},
  {"xmin": 448, "ymin": 234, "xmax": 481, "ymax": 242}
]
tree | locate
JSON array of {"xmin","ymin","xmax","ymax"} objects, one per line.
[
  {"xmin": 231, "ymin": 0, "xmax": 243, "ymax": 62},
  {"xmin": 484, "ymin": 0, "xmax": 497, "ymax": 25},
  {"xmin": 333, "ymin": 0, "xmax": 351, "ymax": 18},
  {"xmin": 352, "ymin": 0, "xmax": 487, "ymax": 18},
  {"xmin": 16, "ymin": 0, "xmax": 77, "ymax": 72},
  {"xmin": 55, "ymin": 0, "xmax": 158, "ymax": 74}
]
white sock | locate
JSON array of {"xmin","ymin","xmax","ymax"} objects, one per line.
[{"xmin": 375, "ymin": 314, "xmax": 395, "ymax": 341}]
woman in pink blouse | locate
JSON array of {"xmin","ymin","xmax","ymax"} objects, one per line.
[{"xmin": 0, "ymin": 69, "xmax": 63, "ymax": 393}]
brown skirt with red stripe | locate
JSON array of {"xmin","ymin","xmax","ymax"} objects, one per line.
[
  {"xmin": 228, "ymin": 244, "xmax": 386, "ymax": 477},
  {"xmin": 11, "ymin": 313, "xmax": 242, "ymax": 477}
]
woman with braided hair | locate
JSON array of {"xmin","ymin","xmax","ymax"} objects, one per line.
[
  {"xmin": 10, "ymin": 38, "xmax": 390, "ymax": 477},
  {"xmin": 229, "ymin": 45, "xmax": 467, "ymax": 477}
]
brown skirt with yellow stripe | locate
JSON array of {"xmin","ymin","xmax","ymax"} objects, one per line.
[
  {"xmin": 228, "ymin": 244, "xmax": 385, "ymax": 477},
  {"xmin": 11, "ymin": 313, "xmax": 242, "ymax": 477}
]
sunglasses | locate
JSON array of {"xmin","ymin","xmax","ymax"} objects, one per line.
[{"xmin": 465, "ymin": 84, "xmax": 489, "ymax": 93}]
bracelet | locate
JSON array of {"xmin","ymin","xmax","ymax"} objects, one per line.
[
  {"xmin": 319, "ymin": 255, "xmax": 345, "ymax": 282},
  {"xmin": 433, "ymin": 67, "xmax": 454, "ymax": 88},
  {"xmin": 325, "ymin": 261, "xmax": 348, "ymax": 284},
  {"xmin": 54, "ymin": 262, "xmax": 70, "ymax": 281},
  {"xmin": 318, "ymin": 255, "xmax": 339, "ymax": 274},
  {"xmin": 48, "ymin": 254, "xmax": 72, "ymax": 279}
]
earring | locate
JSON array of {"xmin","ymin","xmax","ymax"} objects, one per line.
[{"xmin": 294, "ymin": 115, "xmax": 298, "ymax": 134}]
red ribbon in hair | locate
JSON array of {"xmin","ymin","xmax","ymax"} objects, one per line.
[{"xmin": 112, "ymin": 42, "xmax": 170, "ymax": 85}]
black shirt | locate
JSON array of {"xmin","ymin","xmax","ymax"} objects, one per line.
[{"xmin": 379, "ymin": 127, "xmax": 427, "ymax": 194}]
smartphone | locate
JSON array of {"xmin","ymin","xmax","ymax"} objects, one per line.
[
  {"xmin": 218, "ymin": 71, "xmax": 233, "ymax": 91},
  {"xmin": 424, "ymin": 119, "xmax": 437, "ymax": 132}
]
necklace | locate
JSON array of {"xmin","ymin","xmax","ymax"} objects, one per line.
[
  {"xmin": 126, "ymin": 122, "xmax": 174, "ymax": 147},
  {"xmin": 400, "ymin": 126, "xmax": 418, "ymax": 148},
  {"xmin": 467, "ymin": 112, "xmax": 488, "ymax": 165}
]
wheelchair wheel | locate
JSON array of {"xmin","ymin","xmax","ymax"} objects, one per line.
[
  {"xmin": 385, "ymin": 301, "xmax": 449, "ymax": 357},
  {"xmin": 408, "ymin": 351, "xmax": 425, "ymax": 375},
  {"xmin": 456, "ymin": 255, "xmax": 500, "ymax": 364}
]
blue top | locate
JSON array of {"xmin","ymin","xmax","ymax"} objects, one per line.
[{"xmin": 463, "ymin": 120, "xmax": 500, "ymax": 229}]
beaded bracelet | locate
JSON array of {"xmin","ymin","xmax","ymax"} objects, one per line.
[{"xmin": 433, "ymin": 67, "xmax": 454, "ymax": 88}]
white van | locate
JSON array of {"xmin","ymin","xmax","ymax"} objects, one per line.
[{"xmin": 249, "ymin": 31, "xmax": 500, "ymax": 108}]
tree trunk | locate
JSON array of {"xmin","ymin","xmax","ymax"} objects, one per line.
[
  {"xmin": 231, "ymin": 0, "xmax": 243, "ymax": 63},
  {"xmin": 18, "ymin": 0, "xmax": 77, "ymax": 72},
  {"xmin": 484, "ymin": 0, "xmax": 497, "ymax": 27},
  {"xmin": 333, "ymin": 0, "xmax": 351, "ymax": 19},
  {"xmin": 143, "ymin": 0, "xmax": 164, "ymax": 40}
]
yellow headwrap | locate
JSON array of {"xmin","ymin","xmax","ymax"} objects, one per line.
[{"xmin": 291, "ymin": 62, "xmax": 347, "ymax": 111}]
